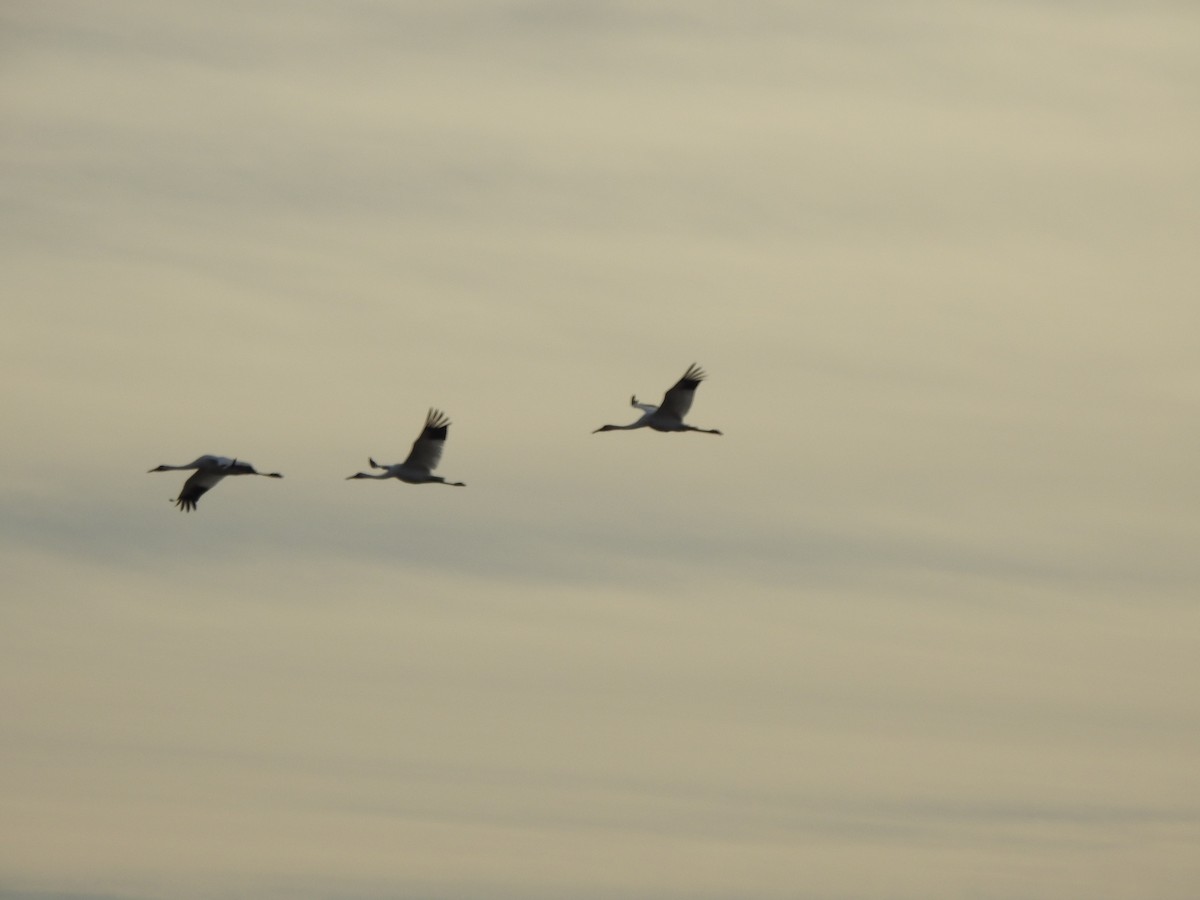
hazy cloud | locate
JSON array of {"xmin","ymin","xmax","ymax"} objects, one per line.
[{"xmin": 3, "ymin": 1, "xmax": 1199, "ymax": 898}]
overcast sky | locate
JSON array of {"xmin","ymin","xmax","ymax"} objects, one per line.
[{"xmin": 3, "ymin": 2, "xmax": 1199, "ymax": 898}]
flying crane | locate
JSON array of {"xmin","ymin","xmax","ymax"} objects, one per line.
[
  {"xmin": 593, "ymin": 364, "xmax": 723, "ymax": 435},
  {"xmin": 346, "ymin": 408, "xmax": 466, "ymax": 487},
  {"xmin": 148, "ymin": 455, "xmax": 283, "ymax": 512}
]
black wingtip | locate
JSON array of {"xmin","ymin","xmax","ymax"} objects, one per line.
[
  {"xmin": 425, "ymin": 408, "xmax": 452, "ymax": 429},
  {"xmin": 674, "ymin": 363, "xmax": 707, "ymax": 391}
]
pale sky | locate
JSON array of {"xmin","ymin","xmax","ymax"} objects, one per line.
[{"xmin": 3, "ymin": 2, "xmax": 1199, "ymax": 898}]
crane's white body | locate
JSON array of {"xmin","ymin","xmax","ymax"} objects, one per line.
[
  {"xmin": 347, "ymin": 409, "xmax": 466, "ymax": 487},
  {"xmin": 148, "ymin": 455, "xmax": 283, "ymax": 512},
  {"xmin": 594, "ymin": 364, "xmax": 723, "ymax": 435}
]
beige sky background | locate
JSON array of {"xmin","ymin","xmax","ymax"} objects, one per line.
[{"xmin": 3, "ymin": 2, "xmax": 1199, "ymax": 898}]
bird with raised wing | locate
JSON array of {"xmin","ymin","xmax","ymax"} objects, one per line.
[
  {"xmin": 347, "ymin": 408, "xmax": 466, "ymax": 486},
  {"xmin": 148, "ymin": 455, "xmax": 283, "ymax": 512},
  {"xmin": 593, "ymin": 363, "xmax": 723, "ymax": 435}
]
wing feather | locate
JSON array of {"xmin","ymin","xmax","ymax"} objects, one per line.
[
  {"xmin": 175, "ymin": 470, "xmax": 226, "ymax": 512},
  {"xmin": 402, "ymin": 408, "xmax": 450, "ymax": 474},
  {"xmin": 655, "ymin": 363, "xmax": 706, "ymax": 425}
]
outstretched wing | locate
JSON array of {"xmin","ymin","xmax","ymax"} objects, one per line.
[
  {"xmin": 402, "ymin": 408, "xmax": 451, "ymax": 474},
  {"xmin": 655, "ymin": 363, "xmax": 707, "ymax": 426},
  {"xmin": 175, "ymin": 470, "xmax": 227, "ymax": 512}
]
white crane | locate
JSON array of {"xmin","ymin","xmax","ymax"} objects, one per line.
[
  {"xmin": 593, "ymin": 363, "xmax": 723, "ymax": 435},
  {"xmin": 346, "ymin": 408, "xmax": 466, "ymax": 487},
  {"xmin": 148, "ymin": 455, "xmax": 283, "ymax": 512}
]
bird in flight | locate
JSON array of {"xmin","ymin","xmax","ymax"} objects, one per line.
[
  {"xmin": 346, "ymin": 408, "xmax": 466, "ymax": 487},
  {"xmin": 148, "ymin": 455, "xmax": 283, "ymax": 512},
  {"xmin": 593, "ymin": 363, "xmax": 723, "ymax": 435}
]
